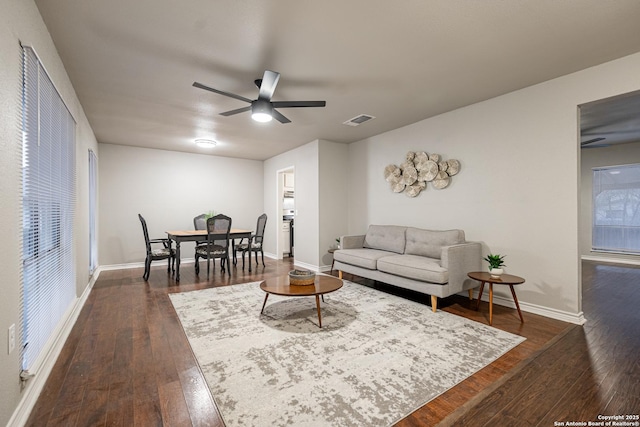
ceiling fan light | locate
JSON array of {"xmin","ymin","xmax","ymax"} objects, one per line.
[
  {"xmin": 252, "ymin": 112, "xmax": 272, "ymax": 123},
  {"xmin": 251, "ymin": 100, "xmax": 273, "ymax": 122}
]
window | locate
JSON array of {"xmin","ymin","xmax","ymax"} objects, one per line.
[
  {"xmin": 592, "ymin": 164, "xmax": 640, "ymax": 254},
  {"xmin": 89, "ymin": 149, "xmax": 97, "ymax": 274},
  {"xmin": 22, "ymin": 46, "xmax": 76, "ymax": 372}
]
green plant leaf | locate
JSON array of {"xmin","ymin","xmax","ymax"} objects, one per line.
[{"xmin": 483, "ymin": 254, "xmax": 506, "ymax": 268}]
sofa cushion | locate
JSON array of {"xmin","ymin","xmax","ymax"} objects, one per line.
[
  {"xmin": 334, "ymin": 248, "xmax": 395, "ymax": 270},
  {"xmin": 377, "ymin": 254, "xmax": 449, "ymax": 284},
  {"xmin": 404, "ymin": 228, "xmax": 465, "ymax": 260},
  {"xmin": 363, "ymin": 225, "xmax": 407, "ymax": 254}
]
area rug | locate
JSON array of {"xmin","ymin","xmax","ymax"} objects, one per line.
[{"xmin": 169, "ymin": 280, "xmax": 525, "ymax": 427}]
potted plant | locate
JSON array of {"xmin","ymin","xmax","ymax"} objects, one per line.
[
  {"xmin": 483, "ymin": 254, "xmax": 506, "ymax": 278},
  {"xmin": 335, "ymin": 237, "xmax": 341, "ymax": 249}
]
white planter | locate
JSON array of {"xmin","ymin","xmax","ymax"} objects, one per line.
[{"xmin": 489, "ymin": 268, "xmax": 504, "ymax": 278}]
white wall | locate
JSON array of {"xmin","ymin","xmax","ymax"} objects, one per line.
[
  {"xmin": 98, "ymin": 143, "xmax": 264, "ymax": 265},
  {"xmin": 347, "ymin": 51, "xmax": 640, "ymax": 321},
  {"xmin": 263, "ymin": 139, "xmax": 348, "ymax": 270},
  {"xmin": 0, "ymin": 0, "xmax": 99, "ymax": 424},
  {"xmin": 319, "ymin": 140, "xmax": 349, "ymax": 268},
  {"xmin": 264, "ymin": 141, "xmax": 320, "ymax": 268},
  {"xmin": 580, "ymin": 142, "xmax": 640, "ymax": 262}
]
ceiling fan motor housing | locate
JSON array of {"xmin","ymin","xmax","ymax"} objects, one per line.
[{"xmin": 251, "ymin": 99, "xmax": 273, "ymax": 122}]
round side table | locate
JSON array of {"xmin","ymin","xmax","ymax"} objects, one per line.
[
  {"xmin": 328, "ymin": 248, "xmax": 336, "ymax": 273},
  {"xmin": 467, "ymin": 271, "xmax": 525, "ymax": 326}
]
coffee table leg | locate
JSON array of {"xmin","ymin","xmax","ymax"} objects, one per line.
[
  {"xmin": 509, "ymin": 285, "xmax": 524, "ymax": 323},
  {"xmin": 489, "ymin": 284, "xmax": 494, "ymax": 326},
  {"xmin": 261, "ymin": 293, "xmax": 270, "ymax": 314},
  {"xmin": 476, "ymin": 282, "xmax": 485, "ymax": 310},
  {"xmin": 315, "ymin": 295, "xmax": 322, "ymax": 328}
]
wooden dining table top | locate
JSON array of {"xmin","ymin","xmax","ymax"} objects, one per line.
[{"xmin": 166, "ymin": 229, "xmax": 252, "ymax": 237}]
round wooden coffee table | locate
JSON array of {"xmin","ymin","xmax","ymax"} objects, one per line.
[
  {"xmin": 467, "ymin": 271, "xmax": 525, "ymax": 326},
  {"xmin": 260, "ymin": 275, "xmax": 343, "ymax": 328}
]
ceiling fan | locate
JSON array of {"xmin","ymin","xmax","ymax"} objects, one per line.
[
  {"xmin": 193, "ymin": 70, "xmax": 326, "ymax": 124},
  {"xmin": 580, "ymin": 137, "xmax": 609, "ymax": 148}
]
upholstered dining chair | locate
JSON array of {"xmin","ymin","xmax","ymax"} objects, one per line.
[
  {"xmin": 195, "ymin": 214, "xmax": 232, "ymax": 279},
  {"xmin": 193, "ymin": 212, "xmax": 209, "ymax": 259},
  {"xmin": 193, "ymin": 213, "xmax": 207, "ymax": 230},
  {"xmin": 234, "ymin": 213, "xmax": 267, "ymax": 269},
  {"xmin": 138, "ymin": 214, "xmax": 175, "ymax": 281}
]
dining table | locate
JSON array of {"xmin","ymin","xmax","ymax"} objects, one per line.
[{"xmin": 166, "ymin": 228, "xmax": 253, "ymax": 281}]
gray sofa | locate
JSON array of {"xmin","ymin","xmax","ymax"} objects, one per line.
[{"xmin": 333, "ymin": 225, "xmax": 481, "ymax": 312}]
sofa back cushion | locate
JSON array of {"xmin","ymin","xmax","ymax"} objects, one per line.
[
  {"xmin": 405, "ymin": 228, "xmax": 465, "ymax": 259},
  {"xmin": 363, "ymin": 225, "xmax": 407, "ymax": 254}
]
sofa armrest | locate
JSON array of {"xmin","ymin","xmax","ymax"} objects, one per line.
[
  {"xmin": 340, "ymin": 234, "xmax": 365, "ymax": 249},
  {"xmin": 441, "ymin": 242, "xmax": 482, "ymax": 293}
]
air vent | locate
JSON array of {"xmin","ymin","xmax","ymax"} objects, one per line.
[{"xmin": 343, "ymin": 114, "xmax": 376, "ymax": 127}]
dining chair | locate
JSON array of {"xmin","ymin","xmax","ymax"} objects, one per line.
[
  {"xmin": 234, "ymin": 213, "xmax": 267, "ymax": 269},
  {"xmin": 193, "ymin": 212, "xmax": 210, "ymax": 260},
  {"xmin": 193, "ymin": 213, "xmax": 207, "ymax": 230},
  {"xmin": 195, "ymin": 214, "xmax": 232, "ymax": 279},
  {"xmin": 138, "ymin": 214, "xmax": 175, "ymax": 281},
  {"xmin": 193, "ymin": 213, "xmax": 216, "ymax": 270}
]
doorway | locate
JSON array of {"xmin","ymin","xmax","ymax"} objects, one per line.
[
  {"xmin": 578, "ymin": 90, "xmax": 640, "ymax": 266},
  {"xmin": 277, "ymin": 167, "xmax": 295, "ymax": 260},
  {"xmin": 578, "ymin": 90, "xmax": 640, "ymax": 314}
]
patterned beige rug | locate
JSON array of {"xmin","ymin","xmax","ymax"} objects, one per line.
[{"xmin": 169, "ymin": 280, "xmax": 525, "ymax": 427}]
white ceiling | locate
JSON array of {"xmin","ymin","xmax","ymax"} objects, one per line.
[
  {"xmin": 580, "ymin": 90, "xmax": 640, "ymax": 148},
  {"xmin": 35, "ymin": 0, "xmax": 640, "ymax": 160}
]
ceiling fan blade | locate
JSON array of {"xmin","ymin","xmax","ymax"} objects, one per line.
[
  {"xmin": 272, "ymin": 109, "xmax": 291, "ymax": 124},
  {"xmin": 220, "ymin": 106, "xmax": 252, "ymax": 116},
  {"xmin": 582, "ymin": 143, "xmax": 610, "ymax": 149},
  {"xmin": 271, "ymin": 101, "xmax": 326, "ymax": 109},
  {"xmin": 258, "ymin": 70, "xmax": 280, "ymax": 101},
  {"xmin": 580, "ymin": 137, "xmax": 606, "ymax": 146},
  {"xmin": 193, "ymin": 82, "xmax": 252, "ymax": 103}
]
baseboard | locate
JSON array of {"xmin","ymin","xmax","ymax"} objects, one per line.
[
  {"xmin": 293, "ymin": 260, "xmax": 322, "ymax": 273},
  {"xmin": 101, "ymin": 253, "xmax": 283, "ymax": 272},
  {"xmin": 8, "ymin": 268, "xmax": 100, "ymax": 427},
  {"xmin": 467, "ymin": 290, "xmax": 586, "ymax": 325},
  {"xmin": 99, "ymin": 261, "xmax": 144, "ymax": 270},
  {"xmin": 581, "ymin": 255, "xmax": 640, "ymax": 267}
]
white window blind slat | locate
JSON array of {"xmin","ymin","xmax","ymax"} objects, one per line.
[{"xmin": 21, "ymin": 46, "xmax": 76, "ymax": 372}]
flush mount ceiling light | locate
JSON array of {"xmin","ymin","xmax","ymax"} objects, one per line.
[
  {"xmin": 251, "ymin": 99, "xmax": 273, "ymax": 123},
  {"xmin": 195, "ymin": 138, "xmax": 217, "ymax": 148}
]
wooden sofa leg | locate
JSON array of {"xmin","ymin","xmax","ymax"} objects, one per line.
[
  {"xmin": 338, "ymin": 270, "xmax": 343, "ymax": 279},
  {"xmin": 468, "ymin": 289, "xmax": 474, "ymax": 300},
  {"xmin": 431, "ymin": 295, "xmax": 437, "ymax": 312}
]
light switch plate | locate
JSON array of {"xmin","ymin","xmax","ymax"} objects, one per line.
[{"xmin": 8, "ymin": 324, "xmax": 15, "ymax": 354}]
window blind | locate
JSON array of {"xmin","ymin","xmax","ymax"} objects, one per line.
[
  {"xmin": 592, "ymin": 164, "xmax": 640, "ymax": 254},
  {"xmin": 89, "ymin": 149, "xmax": 98, "ymax": 274},
  {"xmin": 21, "ymin": 46, "xmax": 76, "ymax": 371}
]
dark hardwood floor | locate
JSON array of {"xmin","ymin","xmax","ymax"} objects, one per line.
[
  {"xmin": 438, "ymin": 261, "xmax": 640, "ymax": 427},
  {"xmin": 25, "ymin": 259, "xmax": 639, "ymax": 426}
]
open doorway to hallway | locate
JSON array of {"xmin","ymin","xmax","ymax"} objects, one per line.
[{"xmin": 277, "ymin": 167, "xmax": 295, "ymax": 260}]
